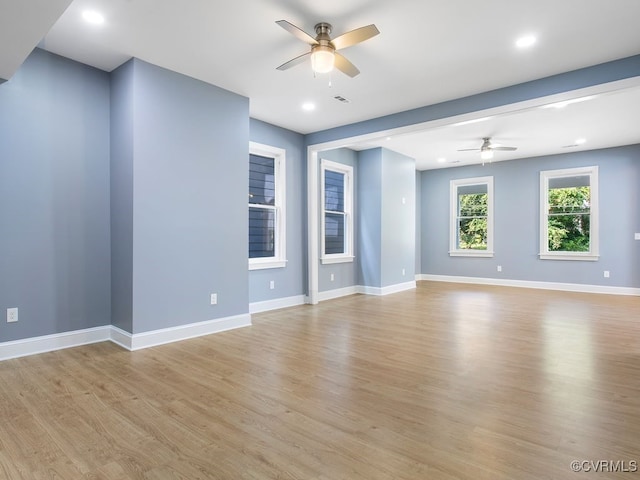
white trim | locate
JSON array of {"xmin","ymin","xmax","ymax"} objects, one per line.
[
  {"xmin": 0, "ymin": 325, "xmax": 111, "ymax": 361},
  {"xmin": 449, "ymin": 176, "xmax": 494, "ymax": 256},
  {"xmin": 248, "ymin": 259, "xmax": 287, "ymax": 270},
  {"xmin": 449, "ymin": 251, "xmax": 495, "ymax": 258},
  {"xmin": 538, "ymin": 253, "xmax": 599, "ymax": 261},
  {"xmin": 320, "ymin": 255, "xmax": 355, "ymax": 265},
  {"xmin": 0, "ymin": 314, "xmax": 252, "ymax": 361},
  {"xmin": 317, "ymin": 282, "xmax": 417, "ymax": 301},
  {"xmin": 317, "ymin": 286, "xmax": 360, "ymax": 302},
  {"xmin": 126, "ymin": 314, "xmax": 251, "ymax": 351},
  {"xmin": 539, "ymin": 165, "xmax": 598, "ymax": 260},
  {"xmin": 109, "ymin": 326, "xmax": 133, "ymax": 350},
  {"xmin": 249, "ymin": 141, "xmax": 287, "ymax": 270},
  {"xmin": 320, "ymin": 159, "xmax": 354, "ymax": 262},
  {"xmin": 359, "ymin": 281, "xmax": 417, "ymax": 296},
  {"xmin": 249, "ymin": 295, "xmax": 306, "ymax": 314},
  {"xmin": 419, "ymin": 274, "xmax": 640, "ymax": 296},
  {"xmin": 308, "ymin": 147, "xmax": 319, "ymax": 304}
]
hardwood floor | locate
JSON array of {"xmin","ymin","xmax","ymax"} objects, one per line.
[{"xmin": 1, "ymin": 281, "xmax": 639, "ymax": 479}]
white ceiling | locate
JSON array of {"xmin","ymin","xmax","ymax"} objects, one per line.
[{"xmin": 3, "ymin": 0, "xmax": 640, "ymax": 169}]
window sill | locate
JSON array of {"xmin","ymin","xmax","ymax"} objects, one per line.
[
  {"xmin": 449, "ymin": 250, "xmax": 494, "ymax": 258},
  {"xmin": 249, "ymin": 259, "xmax": 287, "ymax": 271},
  {"xmin": 538, "ymin": 253, "xmax": 599, "ymax": 261},
  {"xmin": 321, "ymin": 255, "xmax": 355, "ymax": 265}
]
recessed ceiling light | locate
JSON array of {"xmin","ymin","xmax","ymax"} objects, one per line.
[
  {"xmin": 437, "ymin": 158, "xmax": 446, "ymax": 163},
  {"xmin": 82, "ymin": 10, "xmax": 105, "ymax": 25},
  {"xmin": 516, "ymin": 35, "xmax": 536, "ymax": 48},
  {"xmin": 301, "ymin": 102, "xmax": 316, "ymax": 112},
  {"xmin": 575, "ymin": 138, "xmax": 586, "ymax": 145}
]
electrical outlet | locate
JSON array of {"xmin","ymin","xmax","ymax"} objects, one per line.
[
  {"xmin": 635, "ymin": 233, "xmax": 640, "ymax": 240},
  {"xmin": 330, "ymin": 273, "xmax": 335, "ymax": 282},
  {"xmin": 497, "ymin": 265, "xmax": 502, "ymax": 272},
  {"xmin": 269, "ymin": 280, "xmax": 275, "ymax": 290},
  {"xmin": 7, "ymin": 308, "xmax": 18, "ymax": 323},
  {"xmin": 210, "ymin": 293, "xmax": 218, "ymax": 305},
  {"xmin": 603, "ymin": 271, "xmax": 610, "ymax": 278}
]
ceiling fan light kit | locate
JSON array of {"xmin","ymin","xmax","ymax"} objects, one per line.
[
  {"xmin": 276, "ymin": 20, "xmax": 379, "ymax": 77},
  {"xmin": 480, "ymin": 149, "xmax": 494, "ymax": 161},
  {"xmin": 310, "ymin": 45, "xmax": 335, "ymax": 73},
  {"xmin": 458, "ymin": 137, "xmax": 517, "ymax": 164}
]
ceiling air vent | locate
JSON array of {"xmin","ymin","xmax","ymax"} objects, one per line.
[{"xmin": 334, "ymin": 95, "xmax": 351, "ymax": 104}]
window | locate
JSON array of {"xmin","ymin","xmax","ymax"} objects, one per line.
[
  {"xmin": 248, "ymin": 142, "xmax": 286, "ymax": 270},
  {"xmin": 450, "ymin": 176, "xmax": 494, "ymax": 257},
  {"xmin": 321, "ymin": 159, "xmax": 354, "ymax": 264},
  {"xmin": 540, "ymin": 166, "xmax": 598, "ymax": 261}
]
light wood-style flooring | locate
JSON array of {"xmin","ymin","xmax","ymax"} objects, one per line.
[{"xmin": 1, "ymin": 281, "xmax": 639, "ymax": 479}]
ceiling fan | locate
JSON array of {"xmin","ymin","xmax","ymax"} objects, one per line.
[
  {"xmin": 458, "ymin": 137, "xmax": 518, "ymax": 161},
  {"xmin": 275, "ymin": 20, "xmax": 380, "ymax": 77}
]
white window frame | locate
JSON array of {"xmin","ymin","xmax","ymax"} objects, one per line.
[
  {"xmin": 449, "ymin": 176, "xmax": 494, "ymax": 257},
  {"xmin": 321, "ymin": 159, "xmax": 354, "ymax": 264},
  {"xmin": 539, "ymin": 165, "xmax": 599, "ymax": 261},
  {"xmin": 248, "ymin": 141, "xmax": 287, "ymax": 270}
]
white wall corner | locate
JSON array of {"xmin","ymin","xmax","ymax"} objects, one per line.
[{"xmin": 110, "ymin": 326, "xmax": 133, "ymax": 351}]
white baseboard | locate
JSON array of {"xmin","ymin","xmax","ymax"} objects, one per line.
[
  {"xmin": 249, "ymin": 295, "xmax": 306, "ymax": 314},
  {"xmin": 1, "ymin": 314, "xmax": 252, "ymax": 361},
  {"xmin": 317, "ymin": 281, "xmax": 417, "ymax": 301},
  {"xmin": 419, "ymin": 274, "xmax": 640, "ymax": 296},
  {"xmin": 0, "ymin": 325, "xmax": 111, "ymax": 361},
  {"xmin": 359, "ymin": 281, "xmax": 416, "ymax": 296},
  {"xmin": 317, "ymin": 286, "xmax": 360, "ymax": 302},
  {"xmin": 123, "ymin": 314, "xmax": 252, "ymax": 351}
]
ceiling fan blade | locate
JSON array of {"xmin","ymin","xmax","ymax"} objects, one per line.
[
  {"xmin": 334, "ymin": 52, "xmax": 360, "ymax": 77},
  {"xmin": 276, "ymin": 20, "xmax": 318, "ymax": 45},
  {"xmin": 331, "ymin": 24, "xmax": 380, "ymax": 50},
  {"xmin": 276, "ymin": 52, "xmax": 311, "ymax": 71},
  {"xmin": 457, "ymin": 148, "xmax": 481, "ymax": 152},
  {"xmin": 490, "ymin": 146, "xmax": 517, "ymax": 151}
]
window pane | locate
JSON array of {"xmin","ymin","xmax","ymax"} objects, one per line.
[
  {"xmin": 547, "ymin": 185, "xmax": 590, "ymax": 251},
  {"xmin": 457, "ymin": 192, "xmax": 487, "ymax": 249},
  {"xmin": 325, "ymin": 170, "xmax": 345, "ymax": 212},
  {"xmin": 457, "ymin": 218, "xmax": 488, "ymax": 250},
  {"xmin": 458, "ymin": 192, "xmax": 487, "ymax": 217},
  {"xmin": 548, "ymin": 214, "xmax": 590, "ymax": 252},
  {"xmin": 249, "ymin": 207, "xmax": 276, "ymax": 258},
  {"xmin": 325, "ymin": 212, "xmax": 345, "ymax": 254},
  {"xmin": 249, "ymin": 154, "xmax": 275, "ymax": 206}
]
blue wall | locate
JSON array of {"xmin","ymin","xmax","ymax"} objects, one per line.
[
  {"xmin": 124, "ymin": 59, "xmax": 249, "ymax": 333},
  {"xmin": 249, "ymin": 119, "xmax": 306, "ymax": 303},
  {"xmin": 0, "ymin": 49, "xmax": 111, "ymax": 341},
  {"xmin": 420, "ymin": 144, "xmax": 640, "ymax": 287},
  {"xmin": 357, "ymin": 149, "xmax": 383, "ymax": 287},
  {"xmin": 380, "ymin": 149, "xmax": 415, "ymax": 287},
  {"xmin": 110, "ymin": 59, "xmax": 135, "ymax": 333},
  {"xmin": 358, "ymin": 148, "xmax": 415, "ymax": 288}
]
